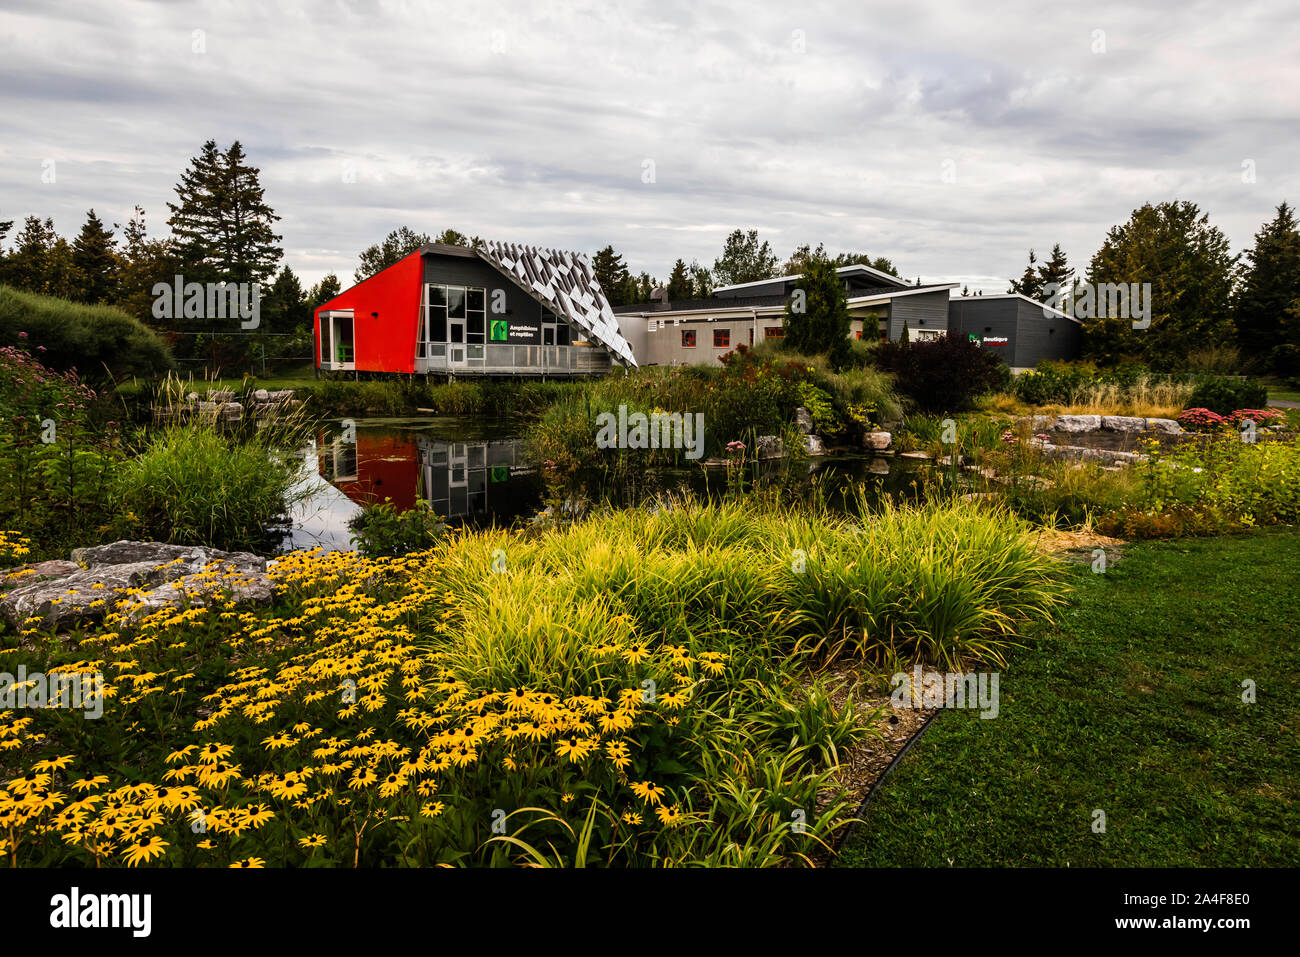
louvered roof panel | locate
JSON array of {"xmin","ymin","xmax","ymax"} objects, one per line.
[{"xmin": 476, "ymin": 240, "xmax": 637, "ymax": 366}]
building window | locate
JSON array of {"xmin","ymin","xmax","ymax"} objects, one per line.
[
  {"xmin": 764, "ymin": 326, "xmax": 784, "ymax": 339},
  {"xmin": 713, "ymin": 329, "xmax": 730, "ymax": 348},
  {"xmin": 681, "ymin": 329, "xmax": 696, "ymax": 348},
  {"xmin": 423, "ymin": 284, "xmax": 486, "ymax": 352}
]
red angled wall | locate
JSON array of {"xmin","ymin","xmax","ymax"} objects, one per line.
[{"xmin": 314, "ymin": 250, "xmax": 423, "ymax": 373}]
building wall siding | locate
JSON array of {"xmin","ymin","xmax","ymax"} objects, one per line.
[
  {"xmin": 888, "ymin": 290, "xmax": 951, "ymax": 339},
  {"xmin": 947, "ymin": 297, "xmax": 1083, "ymax": 368}
]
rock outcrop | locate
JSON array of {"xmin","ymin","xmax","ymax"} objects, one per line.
[{"xmin": 2, "ymin": 541, "xmax": 275, "ymax": 630}]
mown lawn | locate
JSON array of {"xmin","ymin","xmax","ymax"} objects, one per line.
[{"xmin": 838, "ymin": 528, "xmax": 1300, "ymax": 867}]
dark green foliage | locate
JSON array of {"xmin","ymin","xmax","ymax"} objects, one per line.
[
  {"xmin": 874, "ymin": 334, "xmax": 1005, "ymax": 413},
  {"xmin": 348, "ymin": 498, "xmax": 448, "ymax": 557},
  {"xmin": 1084, "ymin": 200, "xmax": 1236, "ymax": 368},
  {"xmin": 71, "ymin": 209, "xmax": 119, "ymax": 304},
  {"xmin": 1186, "ymin": 376, "xmax": 1268, "ymax": 415},
  {"xmin": 167, "ymin": 139, "xmax": 283, "ymax": 286},
  {"xmin": 354, "ymin": 226, "xmax": 430, "ymax": 283},
  {"xmin": 1234, "ymin": 202, "xmax": 1300, "ymax": 364},
  {"xmin": 783, "ymin": 256, "xmax": 851, "ymax": 367},
  {"xmin": 712, "ymin": 229, "xmax": 779, "ymax": 287}
]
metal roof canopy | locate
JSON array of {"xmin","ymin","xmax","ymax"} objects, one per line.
[{"xmin": 451, "ymin": 240, "xmax": 639, "ymax": 367}]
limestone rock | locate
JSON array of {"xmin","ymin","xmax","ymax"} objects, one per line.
[
  {"xmin": 1101, "ymin": 415, "xmax": 1146, "ymax": 432},
  {"xmin": 1146, "ymin": 418, "xmax": 1184, "ymax": 435},
  {"xmin": 1053, "ymin": 415, "xmax": 1102, "ymax": 433}
]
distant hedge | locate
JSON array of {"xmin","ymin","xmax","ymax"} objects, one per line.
[{"xmin": 0, "ymin": 284, "xmax": 173, "ymax": 380}]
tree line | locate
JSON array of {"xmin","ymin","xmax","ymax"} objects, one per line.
[
  {"xmin": 999, "ymin": 200, "xmax": 1300, "ymax": 373},
  {"xmin": 2, "ymin": 138, "xmax": 1296, "ymax": 376}
]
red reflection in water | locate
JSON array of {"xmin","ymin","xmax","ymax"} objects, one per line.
[{"xmin": 317, "ymin": 430, "xmax": 419, "ymax": 511}]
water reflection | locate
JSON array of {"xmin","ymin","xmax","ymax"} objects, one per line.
[{"xmin": 284, "ymin": 416, "xmax": 942, "ymax": 552}]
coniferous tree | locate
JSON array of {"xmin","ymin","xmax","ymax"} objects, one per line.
[
  {"xmin": 1008, "ymin": 249, "xmax": 1042, "ymax": 298},
  {"xmin": 167, "ymin": 139, "xmax": 283, "ymax": 286},
  {"xmin": 72, "ymin": 209, "xmax": 119, "ymax": 304},
  {"xmin": 1036, "ymin": 243, "xmax": 1073, "ymax": 298},
  {"xmin": 1234, "ymin": 202, "xmax": 1300, "ymax": 363},
  {"xmin": 666, "ymin": 259, "xmax": 693, "ymax": 300},
  {"xmin": 591, "ymin": 246, "xmax": 631, "ymax": 306},
  {"xmin": 1085, "ymin": 200, "xmax": 1236, "ymax": 367},
  {"xmin": 264, "ymin": 265, "xmax": 310, "ymax": 334},
  {"xmin": 783, "ymin": 255, "xmax": 851, "ymax": 367}
]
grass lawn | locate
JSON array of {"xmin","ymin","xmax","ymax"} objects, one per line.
[{"xmin": 837, "ymin": 528, "xmax": 1300, "ymax": 867}]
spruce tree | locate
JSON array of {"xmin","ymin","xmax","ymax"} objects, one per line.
[
  {"xmin": 167, "ymin": 139, "xmax": 283, "ymax": 286},
  {"xmin": 72, "ymin": 209, "xmax": 119, "ymax": 303},
  {"xmin": 1234, "ymin": 202, "xmax": 1300, "ymax": 362}
]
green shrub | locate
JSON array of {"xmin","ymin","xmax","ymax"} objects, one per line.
[
  {"xmin": 348, "ymin": 498, "xmax": 448, "ymax": 557},
  {"xmin": 0, "ymin": 284, "xmax": 172, "ymax": 380},
  {"xmin": 874, "ymin": 335, "xmax": 1005, "ymax": 414},
  {"xmin": 1186, "ymin": 377, "xmax": 1269, "ymax": 415}
]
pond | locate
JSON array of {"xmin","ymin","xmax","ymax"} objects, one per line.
[{"xmin": 282, "ymin": 416, "xmax": 937, "ymax": 552}]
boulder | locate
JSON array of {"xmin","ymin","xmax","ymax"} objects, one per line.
[
  {"xmin": 754, "ymin": 435, "xmax": 784, "ymax": 459},
  {"xmin": 1146, "ymin": 418, "xmax": 1184, "ymax": 435},
  {"xmin": 863, "ymin": 431, "xmax": 892, "ymax": 451},
  {"xmin": 73, "ymin": 541, "xmax": 266, "ymax": 573},
  {"xmin": 803, "ymin": 434, "xmax": 825, "ymax": 455},
  {"xmin": 1101, "ymin": 415, "xmax": 1146, "ymax": 432},
  {"xmin": 118, "ymin": 569, "xmax": 277, "ymax": 624},
  {"xmin": 2, "ymin": 541, "xmax": 271, "ymax": 630},
  {"xmin": 253, "ymin": 388, "xmax": 270, "ymax": 402},
  {"xmin": 1053, "ymin": 414, "xmax": 1102, "ymax": 433},
  {"xmin": 3, "ymin": 560, "xmax": 80, "ymax": 585},
  {"xmin": 794, "ymin": 407, "xmax": 814, "ymax": 435},
  {"xmin": 1030, "ymin": 415, "xmax": 1056, "ymax": 431}
]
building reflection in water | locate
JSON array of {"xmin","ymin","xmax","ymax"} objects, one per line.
[{"xmin": 316, "ymin": 428, "xmax": 537, "ymax": 524}]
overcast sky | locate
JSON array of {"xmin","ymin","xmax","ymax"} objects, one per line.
[{"xmin": 1, "ymin": 0, "xmax": 1297, "ymax": 293}]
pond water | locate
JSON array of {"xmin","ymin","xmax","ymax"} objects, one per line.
[{"xmin": 282, "ymin": 416, "xmax": 936, "ymax": 552}]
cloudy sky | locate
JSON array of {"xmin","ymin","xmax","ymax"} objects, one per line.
[{"xmin": 1, "ymin": 0, "xmax": 1297, "ymax": 293}]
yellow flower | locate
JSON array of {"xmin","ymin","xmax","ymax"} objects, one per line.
[
  {"xmin": 420, "ymin": 801, "xmax": 445, "ymax": 818},
  {"xmin": 654, "ymin": 803, "xmax": 684, "ymax": 827},
  {"xmin": 630, "ymin": 781, "xmax": 666, "ymax": 806},
  {"xmin": 298, "ymin": 834, "xmax": 327, "ymax": 848},
  {"xmin": 230, "ymin": 857, "xmax": 266, "ymax": 868},
  {"xmin": 122, "ymin": 835, "xmax": 168, "ymax": 866}
]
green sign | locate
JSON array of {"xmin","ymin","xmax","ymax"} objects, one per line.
[
  {"xmin": 490, "ymin": 466, "xmax": 509, "ymax": 483},
  {"xmin": 490, "ymin": 319, "xmax": 508, "ymax": 342},
  {"xmin": 968, "ymin": 334, "xmax": 982, "ymax": 345}
]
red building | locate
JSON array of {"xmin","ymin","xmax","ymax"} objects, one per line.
[{"xmin": 314, "ymin": 240, "xmax": 639, "ymax": 377}]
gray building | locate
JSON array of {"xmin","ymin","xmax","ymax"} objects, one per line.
[
  {"xmin": 947, "ymin": 294, "xmax": 1082, "ymax": 370},
  {"xmin": 612, "ymin": 265, "xmax": 1081, "ymax": 368}
]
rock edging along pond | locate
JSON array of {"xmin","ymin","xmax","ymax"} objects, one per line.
[{"xmin": 1, "ymin": 541, "xmax": 275, "ymax": 631}]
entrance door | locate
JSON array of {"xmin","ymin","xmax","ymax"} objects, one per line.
[{"xmin": 448, "ymin": 316, "xmax": 466, "ymax": 367}]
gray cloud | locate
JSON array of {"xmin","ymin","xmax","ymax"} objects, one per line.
[{"xmin": 0, "ymin": 0, "xmax": 1296, "ymax": 295}]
